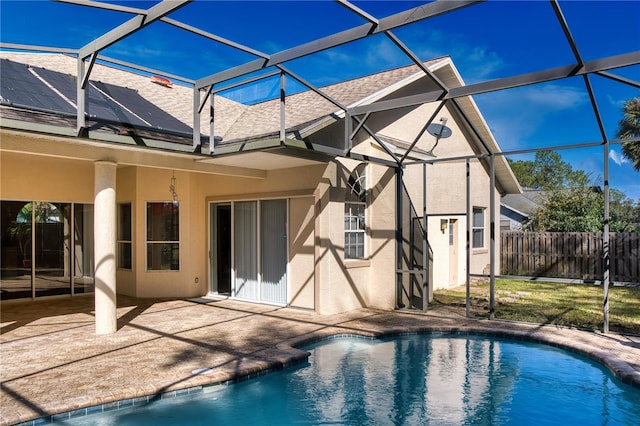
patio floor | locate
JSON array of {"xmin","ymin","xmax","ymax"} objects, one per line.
[{"xmin": 1, "ymin": 295, "xmax": 639, "ymax": 425}]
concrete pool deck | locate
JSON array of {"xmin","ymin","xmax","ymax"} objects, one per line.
[{"xmin": 1, "ymin": 295, "xmax": 639, "ymax": 425}]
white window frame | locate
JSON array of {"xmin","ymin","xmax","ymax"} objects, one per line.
[
  {"xmin": 345, "ymin": 201, "xmax": 367, "ymax": 259},
  {"xmin": 345, "ymin": 163, "xmax": 368, "ymax": 260},
  {"xmin": 472, "ymin": 207, "xmax": 485, "ymax": 249},
  {"xmin": 117, "ymin": 202, "xmax": 132, "ymax": 270},
  {"xmin": 146, "ymin": 201, "xmax": 180, "ymax": 271}
]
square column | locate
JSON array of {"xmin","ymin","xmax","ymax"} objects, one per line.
[{"xmin": 94, "ymin": 161, "xmax": 117, "ymax": 334}]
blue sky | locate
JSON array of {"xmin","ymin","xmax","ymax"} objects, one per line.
[{"xmin": 1, "ymin": 0, "xmax": 639, "ymax": 199}]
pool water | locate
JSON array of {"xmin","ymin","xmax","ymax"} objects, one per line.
[{"xmin": 67, "ymin": 335, "xmax": 640, "ymax": 425}]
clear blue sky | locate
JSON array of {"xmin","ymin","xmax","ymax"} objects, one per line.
[{"xmin": 1, "ymin": 0, "xmax": 639, "ymax": 200}]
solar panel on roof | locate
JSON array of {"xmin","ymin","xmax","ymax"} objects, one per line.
[
  {"xmin": 92, "ymin": 81, "xmax": 192, "ymax": 135},
  {"xmin": 0, "ymin": 59, "xmax": 76, "ymax": 115},
  {"xmin": 32, "ymin": 66, "xmax": 149, "ymax": 128},
  {"xmin": 1, "ymin": 58, "xmax": 193, "ymax": 136}
]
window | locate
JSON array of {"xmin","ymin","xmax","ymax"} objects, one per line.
[
  {"xmin": 472, "ymin": 207, "xmax": 485, "ymax": 249},
  {"xmin": 146, "ymin": 202, "xmax": 179, "ymax": 270},
  {"xmin": 118, "ymin": 203, "xmax": 132, "ymax": 270},
  {"xmin": 1, "ymin": 201, "xmax": 93, "ymax": 299},
  {"xmin": 345, "ymin": 203, "xmax": 366, "ymax": 259},
  {"xmin": 345, "ymin": 163, "xmax": 367, "ymax": 259}
]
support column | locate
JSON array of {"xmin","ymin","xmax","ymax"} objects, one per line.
[
  {"xmin": 94, "ymin": 161, "xmax": 117, "ymax": 335},
  {"xmin": 77, "ymin": 57, "xmax": 86, "ymax": 135},
  {"xmin": 280, "ymin": 71, "xmax": 286, "ymax": 144},
  {"xmin": 489, "ymin": 155, "xmax": 496, "ymax": 320},
  {"xmin": 395, "ymin": 166, "xmax": 404, "ymax": 309},
  {"xmin": 603, "ymin": 142, "xmax": 610, "ymax": 333}
]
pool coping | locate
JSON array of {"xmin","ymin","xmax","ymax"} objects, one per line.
[{"xmin": 15, "ymin": 320, "xmax": 640, "ymax": 426}]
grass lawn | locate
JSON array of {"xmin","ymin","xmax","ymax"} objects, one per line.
[{"xmin": 433, "ymin": 279, "xmax": 640, "ymax": 335}]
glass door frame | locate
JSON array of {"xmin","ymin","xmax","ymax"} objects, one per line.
[
  {"xmin": 208, "ymin": 198, "xmax": 289, "ymax": 305},
  {"xmin": 0, "ymin": 200, "xmax": 94, "ymax": 300}
]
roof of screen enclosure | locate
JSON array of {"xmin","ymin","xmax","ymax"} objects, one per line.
[{"xmin": 1, "ymin": 0, "xmax": 639, "ymax": 167}]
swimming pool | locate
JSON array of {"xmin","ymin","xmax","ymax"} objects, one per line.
[{"xmin": 66, "ymin": 334, "xmax": 640, "ymax": 425}]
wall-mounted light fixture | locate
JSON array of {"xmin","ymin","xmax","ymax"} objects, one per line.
[
  {"xmin": 441, "ymin": 219, "xmax": 448, "ymax": 233},
  {"xmin": 169, "ymin": 171, "xmax": 178, "ymax": 202}
]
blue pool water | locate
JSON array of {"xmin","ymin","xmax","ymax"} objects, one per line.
[{"xmin": 67, "ymin": 334, "xmax": 640, "ymax": 425}]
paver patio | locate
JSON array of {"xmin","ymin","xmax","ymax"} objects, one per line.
[{"xmin": 1, "ymin": 295, "xmax": 639, "ymax": 425}]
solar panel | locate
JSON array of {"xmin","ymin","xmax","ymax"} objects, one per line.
[
  {"xmin": 0, "ymin": 59, "xmax": 76, "ymax": 115},
  {"xmin": 1, "ymin": 58, "xmax": 193, "ymax": 136},
  {"xmin": 91, "ymin": 81, "xmax": 192, "ymax": 135},
  {"xmin": 32, "ymin": 66, "xmax": 149, "ymax": 128}
]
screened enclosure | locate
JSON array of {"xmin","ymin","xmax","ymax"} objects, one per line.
[{"xmin": 1, "ymin": 0, "xmax": 638, "ymax": 331}]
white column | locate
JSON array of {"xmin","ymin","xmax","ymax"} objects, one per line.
[{"xmin": 94, "ymin": 161, "xmax": 117, "ymax": 334}]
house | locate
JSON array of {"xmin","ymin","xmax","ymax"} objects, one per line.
[
  {"xmin": 0, "ymin": 52, "xmax": 520, "ymax": 333},
  {"xmin": 500, "ymin": 190, "xmax": 544, "ymax": 231}
]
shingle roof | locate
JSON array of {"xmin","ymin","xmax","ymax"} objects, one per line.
[
  {"xmin": 0, "ymin": 52, "xmax": 447, "ymax": 144},
  {"xmin": 0, "ymin": 52, "xmax": 247, "ymax": 138},
  {"xmin": 221, "ymin": 58, "xmax": 446, "ymax": 142}
]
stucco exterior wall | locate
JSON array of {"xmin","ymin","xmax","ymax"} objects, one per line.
[
  {"xmin": 288, "ymin": 196, "xmax": 315, "ymax": 310},
  {"xmin": 132, "ymin": 167, "xmax": 199, "ymax": 298},
  {"xmin": 1, "ymin": 151, "xmax": 94, "ymax": 203},
  {"xmin": 366, "ymin": 163, "xmax": 397, "ymax": 309},
  {"xmin": 369, "ymin": 101, "xmax": 502, "ymax": 289},
  {"xmin": 314, "ymin": 161, "xmax": 367, "ymax": 314}
]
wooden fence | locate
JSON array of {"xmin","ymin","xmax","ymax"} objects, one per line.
[{"xmin": 500, "ymin": 232, "xmax": 640, "ymax": 283}]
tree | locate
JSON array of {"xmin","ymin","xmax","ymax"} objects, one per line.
[
  {"xmin": 616, "ymin": 96, "xmax": 640, "ymax": 171},
  {"xmin": 610, "ymin": 189, "xmax": 640, "ymax": 232},
  {"xmin": 526, "ymin": 187, "xmax": 603, "ymax": 232},
  {"xmin": 509, "ymin": 151, "xmax": 639, "ymax": 232},
  {"xmin": 507, "ymin": 151, "xmax": 590, "ymax": 190},
  {"xmin": 526, "ymin": 188, "xmax": 639, "ymax": 232}
]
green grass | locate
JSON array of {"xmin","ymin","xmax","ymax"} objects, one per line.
[{"xmin": 433, "ymin": 279, "xmax": 640, "ymax": 334}]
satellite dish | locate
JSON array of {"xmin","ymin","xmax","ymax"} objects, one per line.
[{"xmin": 427, "ymin": 123, "xmax": 452, "ymax": 139}]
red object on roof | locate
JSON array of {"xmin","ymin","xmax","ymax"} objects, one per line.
[{"xmin": 150, "ymin": 75, "xmax": 172, "ymax": 88}]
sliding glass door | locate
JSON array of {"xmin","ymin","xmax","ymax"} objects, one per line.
[
  {"xmin": 210, "ymin": 199, "xmax": 287, "ymax": 305},
  {"xmin": 34, "ymin": 202, "xmax": 71, "ymax": 297},
  {"xmin": 0, "ymin": 200, "xmax": 94, "ymax": 300},
  {"xmin": 1, "ymin": 201, "xmax": 33, "ymax": 299},
  {"xmin": 234, "ymin": 201, "xmax": 259, "ymax": 300}
]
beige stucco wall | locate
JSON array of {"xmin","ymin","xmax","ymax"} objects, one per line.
[
  {"xmin": 0, "ymin": 148, "xmax": 398, "ymax": 312},
  {"xmin": 107, "ymin": 164, "xmax": 323, "ymax": 301},
  {"xmin": 366, "ymin": 162, "xmax": 397, "ymax": 309},
  {"xmin": 367, "ymin": 101, "xmax": 502, "ymax": 289},
  {"xmin": 288, "ymin": 196, "xmax": 315, "ymax": 310},
  {"xmin": 312, "ymin": 158, "xmax": 398, "ymax": 315},
  {"xmin": 0, "ymin": 151, "xmax": 94, "ymax": 202}
]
